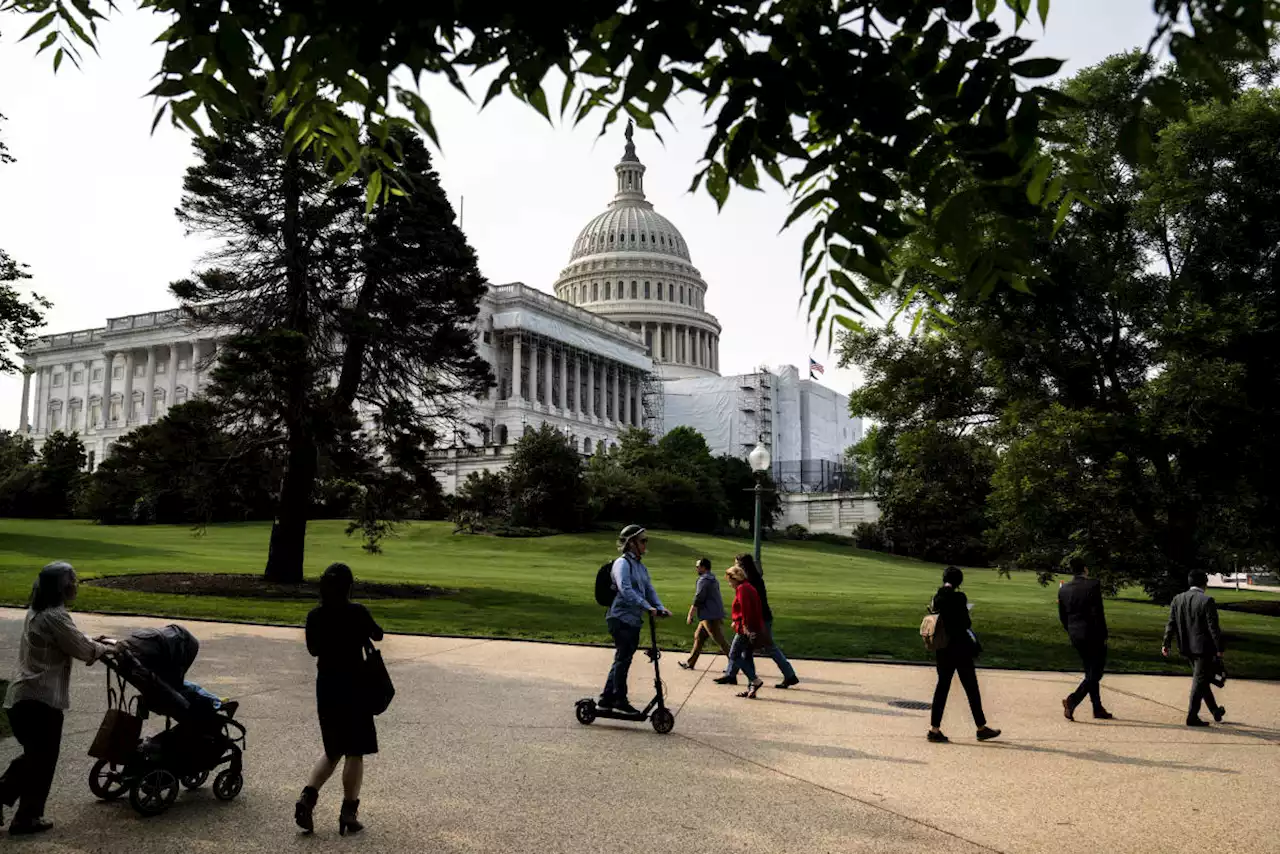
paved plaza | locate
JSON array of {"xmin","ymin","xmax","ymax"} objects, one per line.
[{"xmin": 2, "ymin": 608, "xmax": 1277, "ymax": 853}]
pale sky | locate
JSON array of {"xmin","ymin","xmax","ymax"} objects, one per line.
[{"xmin": 0, "ymin": 3, "xmax": 1160, "ymax": 429}]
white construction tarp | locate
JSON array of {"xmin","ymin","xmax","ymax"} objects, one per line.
[
  {"xmin": 490, "ymin": 309, "xmax": 652, "ymax": 372},
  {"xmin": 660, "ymin": 375, "xmax": 740, "ymax": 455}
]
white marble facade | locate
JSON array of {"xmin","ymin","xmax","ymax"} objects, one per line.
[{"xmin": 17, "ymin": 309, "xmax": 227, "ymax": 468}]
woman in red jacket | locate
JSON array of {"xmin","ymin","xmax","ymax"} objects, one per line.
[{"xmin": 725, "ymin": 566, "xmax": 766, "ymax": 699}]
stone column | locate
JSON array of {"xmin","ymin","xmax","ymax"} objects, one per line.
[
  {"xmin": 623, "ymin": 372, "xmax": 632, "ymax": 426},
  {"xmin": 607, "ymin": 365, "xmax": 616, "ymax": 423},
  {"xmin": 121, "ymin": 350, "xmax": 136, "ymax": 424},
  {"xmin": 575, "ymin": 356, "xmax": 584, "ymax": 417},
  {"xmin": 80, "ymin": 361, "xmax": 91, "ymax": 434},
  {"xmin": 512, "ymin": 335, "xmax": 523, "ymax": 400},
  {"xmin": 543, "ymin": 342, "xmax": 553, "ymax": 407},
  {"xmin": 559, "ymin": 350, "xmax": 568, "ymax": 410},
  {"xmin": 19, "ymin": 368, "xmax": 31, "ymax": 432},
  {"xmin": 191, "ymin": 339, "xmax": 204, "ymax": 392},
  {"xmin": 100, "ymin": 352, "xmax": 114, "ymax": 426},
  {"xmin": 144, "ymin": 347, "xmax": 158, "ymax": 421},
  {"xmin": 586, "ymin": 357, "xmax": 595, "ymax": 420},
  {"xmin": 685, "ymin": 326, "xmax": 692, "ymax": 365},
  {"xmin": 166, "ymin": 344, "xmax": 179, "ymax": 414}
]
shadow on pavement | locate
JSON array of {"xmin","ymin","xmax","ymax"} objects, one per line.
[{"xmin": 961, "ymin": 741, "xmax": 1240, "ymax": 774}]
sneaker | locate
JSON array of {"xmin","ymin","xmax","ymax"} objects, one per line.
[
  {"xmin": 776, "ymin": 677, "xmax": 800, "ymax": 689},
  {"xmin": 1186, "ymin": 717, "xmax": 1210, "ymax": 727},
  {"xmin": 1212, "ymin": 707, "xmax": 1226, "ymax": 723},
  {"xmin": 976, "ymin": 726, "xmax": 1002, "ymax": 741},
  {"xmin": 713, "ymin": 675, "xmax": 738, "ymax": 685},
  {"xmin": 597, "ymin": 696, "xmax": 616, "ymax": 710},
  {"xmin": 612, "ymin": 701, "xmax": 643, "ymax": 716},
  {"xmin": 1093, "ymin": 709, "xmax": 1114, "ymax": 720},
  {"xmin": 678, "ymin": 661, "xmax": 695, "ymax": 671},
  {"xmin": 926, "ymin": 730, "xmax": 949, "ymax": 743},
  {"xmin": 1062, "ymin": 697, "xmax": 1075, "ymax": 721}
]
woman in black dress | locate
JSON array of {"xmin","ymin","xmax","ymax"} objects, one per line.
[{"xmin": 294, "ymin": 563, "xmax": 383, "ymax": 836}]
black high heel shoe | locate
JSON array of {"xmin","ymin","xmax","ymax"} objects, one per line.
[
  {"xmin": 294, "ymin": 786, "xmax": 318, "ymax": 833},
  {"xmin": 339, "ymin": 799, "xmax": 363, "ymax": 836}
]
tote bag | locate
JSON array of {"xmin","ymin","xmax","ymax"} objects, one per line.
[{"xmin": 363, "ymin": 640, "xmax": 395, "ymax": 716}]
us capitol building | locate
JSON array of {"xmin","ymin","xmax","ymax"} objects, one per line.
[{"xmin": 16, "ymin": 127, "xmax": 861, "ymax": 493}]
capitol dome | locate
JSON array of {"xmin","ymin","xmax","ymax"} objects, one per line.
[{"xmin": 554, "ymin": 122, "xmax": 721, "ymax": 379}]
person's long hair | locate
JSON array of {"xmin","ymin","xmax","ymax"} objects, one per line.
[
  {"xmin": 319, "ymin": 562, "xmax": 354, "ymax": 607},
  {"xmin": 734, "ymin": 553, "xmax": 761, "ymax": 582},
  {"xmin": 30, "ymin": 561, "xmax": 75, "ymax": 613}
]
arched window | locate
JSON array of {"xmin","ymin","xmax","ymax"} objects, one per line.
[
  {"xmin": 656, "ymin": 282, "xmax": 663, "ymax": 301},
  {"xmin": 592, "ymin": 282, "xmax": 599, "ymax": 301},
  {"xmin": 644, "ymin": 281, "xmax": 651, "ymax": 299},
  {"xmin": 679, "ymin": 284, "xmax": 685, "ymax": 304},
  {"xmin": 604, "ymin": 282, "xmax": 611, "ymax": 300},
  {"xmin": 496, "ymin": 425, "xmax": 509, "ymax": 445},
  {"xmin": 631, "ymin": 281, "xmax": 638, "ymax": 299},
  {"xmin": 584, "ymin": 437, "xmax": 593, "ymax": 454},
  {"xmin": 640, "ymin": 232, "xmax": 646, "ymax": 243}
]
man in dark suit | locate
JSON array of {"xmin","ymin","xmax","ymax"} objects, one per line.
[
  {"xmin": 1058, "ymin": 558, "xmax": 1112, "ymax": 721},
  {"xmin": 1162, "ymin": 570, "xmax": 1226, "ymax": 727}
]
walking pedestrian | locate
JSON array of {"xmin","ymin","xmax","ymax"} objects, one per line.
[
  {"xmin": 599, "ymin": 525, "xmax": 670, "ymax": 715},
  {"xmin": 1162, "ymin": 570, "xmax": 1227, "ymax": 727},
  {"xmin": 1058, "ymin": 558, "xmax": 1113, "ymax": 721},
  {"xmin": 679, "ymin": 558, "xmax": 731, "ymax": 671},
  {"xmin": 714, "ymin": 553, "xmax": 799, "ymax": 689},
  {"xmin": 1, "ymin": 562, "xmax": 113, "ymax": 835},
  {"xmin": 927, "ymin": 566, "xmax": 1001, "ymax": 744},
  {"xmin": 295, "ymin": 563, "xmax": 385, "ymax": 836},
  {"xmin": 725, "ymin": 566, "xmax": 766, "ymax": 699}
]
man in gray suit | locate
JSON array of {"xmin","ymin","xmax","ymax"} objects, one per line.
[{"xmin": 1162, "ymin": 570, "xmax": 1226, "ymax": 727}]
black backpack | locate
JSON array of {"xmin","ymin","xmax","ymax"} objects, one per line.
[{"xmin": 595, "ymin": 559, "xmax": 618, "ymax": 607}]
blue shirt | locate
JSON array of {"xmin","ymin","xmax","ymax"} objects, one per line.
[{"xmin": 606, "ymin": 554, "xmax": 665, "ymax": 627}]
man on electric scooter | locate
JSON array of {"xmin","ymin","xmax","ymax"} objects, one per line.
[{"xmin": 600, "ymin": 525, "xmax": 670, "ymax": 715}]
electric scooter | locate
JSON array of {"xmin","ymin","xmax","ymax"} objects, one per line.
[{"xmin": 575, "ymin": 613, "xmax": 675, "ymax": 734}]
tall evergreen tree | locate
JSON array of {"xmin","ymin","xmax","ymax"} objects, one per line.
[{"xmin": 173, "ymin": 122, "xmax": 491, "ymax": 581}]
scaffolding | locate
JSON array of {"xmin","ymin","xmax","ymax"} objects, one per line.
[{"xmin": 735, "ymin": 366, "xmax": 773, "ymax": 453}]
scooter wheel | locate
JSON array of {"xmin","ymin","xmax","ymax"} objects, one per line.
[
  {"xmin": 651, "ymin": 708, "xmax": 675, "ymax": 734},
  {"xmin": 575, "ymin": 699, "xmax": 597, "ymax": 725}
]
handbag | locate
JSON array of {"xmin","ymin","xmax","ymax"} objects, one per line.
[
  {"xmin": 747, "ymin": 626, "xmax": 774, "ymax": 652},
  {"xmin": 362, "ymin": 640, "xmax": 395, "ymax": 716},
  {"xmin": 88, "ymin": 708, "xmax": 143, "ymax": 762}
]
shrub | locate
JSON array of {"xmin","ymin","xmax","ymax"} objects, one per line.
[
  {"xmin": 854, "ymin": 521, "xmax": 890, "ymax": 552},
  {"xmin": 783, "ymin": 523, "xmax": 810, "ymax": 540}
]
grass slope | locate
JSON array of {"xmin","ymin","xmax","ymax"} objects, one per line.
[{"xmin": 1, "ymin": 519, "xmax": 1278, "ymax": 678}]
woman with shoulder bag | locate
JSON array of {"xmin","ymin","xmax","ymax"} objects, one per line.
[
  {"xmin": 927, "ymin": 566, "xmax": 1000, "ymax": 744},
  {"xmin": 725, "ymin": 566, "xmax": 767, "ymax": 699},
  {"xmin": 295, "ymin": 563, "xmax": 385, "ymax": 836}
]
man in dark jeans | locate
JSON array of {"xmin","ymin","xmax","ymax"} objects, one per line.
[
  {"xmin": 1162, "ymin": 570, "xmax": 1227, "ymax": 726},
  {"xmin": 1057, "ymin": 558, "xmax": 1113, "ymax": 721}
]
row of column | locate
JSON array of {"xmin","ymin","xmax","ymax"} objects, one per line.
[
  {"xmin": 505, "ymin": 335, "xmax": 643, "ymax": 427},
  {"xmin": 639, "ymin": 322, "xmax": 718, "ymax": 372},
  {"xmin": 19, "ymin": 340, "xmax": 213, "ymax": 434}
]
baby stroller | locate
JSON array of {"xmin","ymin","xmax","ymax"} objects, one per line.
[{"xmin": 87, "ymin": 624, "xmax": 246, "ymax": 817}]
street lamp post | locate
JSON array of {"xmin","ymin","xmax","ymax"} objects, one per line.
[{"xmin": 748, "ymin": 442, "xmax": 772, "ymax": 570}]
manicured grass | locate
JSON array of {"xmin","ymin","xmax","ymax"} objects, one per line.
[{"xmin": 1, "ymin": 519, "xmax": 1278, "ymax": 678}]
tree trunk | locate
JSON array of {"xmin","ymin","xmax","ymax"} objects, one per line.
[
  {"xmin": 263, "ymin": 147, "xmax": 316, "ymax": 583},
  {"xmin": 265, "ymin": 426, "xmax": 318, "ymax": 582}
]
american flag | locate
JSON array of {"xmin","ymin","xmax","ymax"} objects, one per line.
[{"xmin": 809, "ymin": 358, "xmax": 824, "ymax": 378}]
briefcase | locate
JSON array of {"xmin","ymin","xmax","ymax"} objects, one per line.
[{"xmin": 87, "ymin": 708, "xmax": 142, "ymax": 762}]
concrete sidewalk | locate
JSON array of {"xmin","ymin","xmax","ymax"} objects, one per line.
[{"xmin": 2, "ymin": 609, "xmax": 1277, "ymax": 853}]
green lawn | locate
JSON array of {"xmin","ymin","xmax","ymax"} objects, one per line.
[{"xmin": 1, "ymin": 519, "xmax": 1278, "ymax": 678}]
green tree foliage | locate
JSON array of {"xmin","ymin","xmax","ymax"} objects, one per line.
[
  {"xmin": 504, "ymin": 425, "xmax": 589, "ymax": 532},
  {"xmin": 0, "ymin": 107, "xmax": 50, "ymax": 374},
  {"xmin": 171, "ymin": 119, "xmax": 490, "ymax": 580},
  {"xmin": 0, "ymin": 430, "xmax": 87, "ymax": 518},
  {"xmin": 7, "ymin": 2, "xmax": 1275, "ymax": 335},
  {"xmin": 841, "ymin": 53, "xmax": 1280, "ymax": 600},
  {"xmin": 79, "ymin": 400, "xmax": 281, "ymax": 525},
  {"xmin": 452, "ymin": 469, "xmax": 511, "ymax": 532}
]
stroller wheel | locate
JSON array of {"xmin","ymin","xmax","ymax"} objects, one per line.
[
  {"xmin": 180, "ymin": 770, "xmax": 209, "ymax": 790},
  {"xmin": 129, "ymin": 768, "xmax": 179, "ymax": 817},
  {"xmin": 89, "ymin": 759, "xmax": 128, "ymax": 801},
  {"xmin": 651, "ymin": 708, "xmax": 675, "ymax": 734},
  {"xmin": 212, "ymin": 769, "xmax": 243, "ymax": 802}
]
